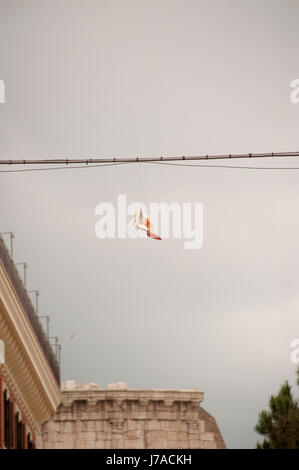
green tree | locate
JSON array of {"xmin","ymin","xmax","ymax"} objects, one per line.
[{"xmin": 255, "ymin": 368, "xmax": 299, "ymax": 449}]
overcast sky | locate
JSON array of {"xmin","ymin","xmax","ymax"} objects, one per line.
[{"xmin": 1, "ymin": 0, "xmax": 299, "ymax": 449}]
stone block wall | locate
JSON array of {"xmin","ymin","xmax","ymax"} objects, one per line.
[{"xmin": 37, "ymin": 383, "xmax": 225, "ymax": 449}]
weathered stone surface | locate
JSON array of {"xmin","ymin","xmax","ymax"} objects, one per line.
[{"xmin": 37, "ymin": 384, "xmax": 225, "ymax": 449}]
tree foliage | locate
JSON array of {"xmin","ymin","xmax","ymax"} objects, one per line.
[{"xmin": 255, "ymin": 368, "xmax": 299, "ymax": 449}]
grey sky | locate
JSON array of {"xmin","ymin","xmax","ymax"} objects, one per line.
[{"xmin": 1, "ymin": 0, "xmax": 299, "ymax": 448}]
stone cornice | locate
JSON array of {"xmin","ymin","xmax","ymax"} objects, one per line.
[
  {"xmin": 0, "ymin": 260, "xmax": 62, "ymax": 424},
  {"xmin": 61, "ymin": 389, "xmax": 204, "ymax": 403}
]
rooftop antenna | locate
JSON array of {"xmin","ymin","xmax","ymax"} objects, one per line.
[
  {"xmin": 49, "ymin": 336, "xmax": 61, "ymax": 364},
  {"xmin": 27, "ymin": 289, "xmax": 39, "ymax": 314},
  {"xmin": 58, "ymin": 344, "xmax": 62, "ymax": 365},
  {"xmin": 40, "ymin": 315, "xmax": 50, "ymax": 338},
  {"xmin": 16, "ymin": 262, "xmax": 27, "ymax": 288},
  {"xmin": 1, "ymin": 232, "xmax": 14, "ymax": 258}
]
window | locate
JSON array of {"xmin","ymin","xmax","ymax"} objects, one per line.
[
  {"xmin": 27, "ymin": 432, "xmax": 35, "ymax": 449},
  {"xmin": 4, "ymin": 390, "xmax": 13, "ymax": 449}
]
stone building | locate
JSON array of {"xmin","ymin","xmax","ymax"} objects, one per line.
[
  {"xmin": 0, "ymin": 233, "xmax": 225, "ymax": 450},
  {"xmin": 0, "ymin": 234, "xmax": 62, "ymax": 449},
  {"xmin": 37, "ymin": 381, "xmax": 225, "ymax": 449}
]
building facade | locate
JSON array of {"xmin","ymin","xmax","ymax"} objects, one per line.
[
  {"xmin": 0, "ymin": 235, "xmax": 62, "ymax": 448},
  {"xmin": 37, "ymin": 381, "xmax": 225, "ymax": 449}
]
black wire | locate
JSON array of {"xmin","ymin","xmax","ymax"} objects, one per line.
[
  {"xmin": 0, "ymin": 162, "xmax": 131, "ymax": 173},
  {"xmin": 1, "ymin": 151, "xmax": 299, "ymax": 168},
  {"xmin": 145, "ymin": 161, "xmax": 299, "ymax": 170},
  {"xmin": 1, "ymin": 160, "xmax": 299, "ymax": 173}
]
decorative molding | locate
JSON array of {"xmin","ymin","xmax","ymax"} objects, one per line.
[
  {"xmin": 0, "ymin": 363, "xmax": 38, "ymax": 433},
  {"xmin": 109, "ymin": 418, "xmax": 125, "ymax": 433}
]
